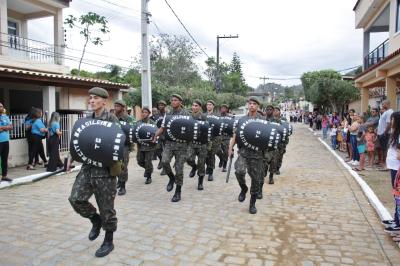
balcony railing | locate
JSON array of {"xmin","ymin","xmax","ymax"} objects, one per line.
[
  {"xmin": 1, "ymin": 33, "xmax": 57, "ymax": 64},
  {"xmin": 364, "ymin": 38, "xmax": 389, "ymax": 69}
]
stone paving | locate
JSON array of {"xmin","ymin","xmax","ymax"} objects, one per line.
[{"xmin": 0, "ymin": 123, "xmax": 400, "ymax": 265}]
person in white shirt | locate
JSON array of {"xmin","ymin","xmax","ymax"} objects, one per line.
[
  {"xmin": 330, "ymin": 124, "xmax": 338, "ymax": 150},
  {"xmin": 378, "ymin": 100, "xmax": 394, "ymax": 169}
]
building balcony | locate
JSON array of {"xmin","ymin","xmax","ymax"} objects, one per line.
[{"xmin": 364, "ymin": 38, "xmax": 389, "ymax": 69}]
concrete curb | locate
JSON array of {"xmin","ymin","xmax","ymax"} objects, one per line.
[
  {"xmin": 0, "ymin": 165, "xmax": 81, "ymax": 190},
  {"xmin": 306, "ymin": 127, "xmax": 392, "ymax": 221}
]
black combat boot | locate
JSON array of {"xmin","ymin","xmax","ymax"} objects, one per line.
[
  {"xmin": 238, "ymin": 184, "xmax": 248, "ymax": 202},
  {"xmin": 95, "ymin": 231, "xmax": 114, "ymax": 257},
  {"xmin": 118, "ymin": 182, "xmax": 126, "ymax": 196},
  {"xmin": 269, "ymin": 173, "xmax": 274, "ymax": 185},
  {"xmin": 198, "ymin": 176, "xmax": 204, "ymax": 190},
  {"xmin": 189, "ymin": 166, "xmax": 196, "ymax": 178},
  {"xmin": 218, "ymin": 160, "xmax": 223, "ymax": 168},
  {"xmin": 207, "ymin": 168, "xmax": 214, "ymax": 181},
  {"xmin": 166, "ymin": 173, "xmax": 175, "ymax": 192},
  {"xmin": 145, "ymin": 174, "xmax": 152, "ymax": 184},
  {"xmin": 157, "ymin": 160, "xmax": 163, "ymax": 170},
  {"xmin": 276, "ymin": 168, "xmax": 281, "ymax": 175},
  {"xmin": 171, "ymin": 185, "xmax": 182, "ymax": 202},
  {"xmin": 257, "ymin": 183, "xmax": 264, "ymax": 199},
  {"xmin": 249, "ymin": 194, "xmax": 257, "ymax": 214},
  {"xmin": 88, "ymin": 213, "xmax": 102, "ymax": 241},
  {"xmin": 222, "ymin": 161, "xmax": 227, "ymax": 172}
]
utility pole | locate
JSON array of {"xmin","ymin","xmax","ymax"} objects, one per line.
[
  {"xmin": 216, "ymin": 34, "xmax": 238, "ymax": 93},
  {"xmin": 141, "ymin": 0, "xmax": 152, "ymax": 110},
  {"xmin": 259, "ymin": 76, "xmax": 270, "ymax": 102}
]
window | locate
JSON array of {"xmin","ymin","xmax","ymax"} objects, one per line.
[
  {"xmin": 7, "ymin": 21, "xmax": 18, "ymax": 36},
  {"xmin": 397, "ymin": 0, "xmax": 400, "ymax": 32}
]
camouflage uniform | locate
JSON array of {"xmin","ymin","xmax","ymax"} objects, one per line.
[
  {"xmin": 234, "ymin": 113, "xmax": 265, "ymax": 195},
  {"xmin": 206, "ymin": 112, "xmax": 221, "ymax": 177},
  {"xmin": 277, "ymin": 117, "xmax": 289, "ymax": 171},
  {"xmin": 68, "ymin": 109, "xmax": 119, "ymax": 232},
  {"xmin": 136, "ymin": 118, "xmax": 156, "ymax": 177},
  {"xmin": 161, "ymin": 108, "xmax": 190, "ymax": 186},
  {"xmin": 187, "ymin": 111, "xmax": 207, "ymax": 178},
  {"xmin": 216, "ymin": 113, "xmax": 233, "ymax": 168},
  {"xmin": 152, "ymin": 112, "xmax": 166, "ymax": 165},
  {"xmin": 115, "ymin": 112, "xmax": 135, "ymax": 184},
  {"xmin": 264, "ymin": 115, "xmax": 278, "ymax": 177}
]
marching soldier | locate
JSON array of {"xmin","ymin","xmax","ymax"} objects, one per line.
[
  {"xmin": 217, "ymin": 104, "xmax": 231, "ymax": 172},
  {"xmin": 68, "ymin": 87, "xmax": 119, "ymax": 257},
  {"xmin": 187, "ymin": 99, "xmax": 208, "ymax": 190},
  {"xmin": 205, "ymin": 100, "xmax": 221, "ymax": 181},
  {"xmin": 260, "ymin": 105, "xmax": 276, "ymax": 196},
  {"xmin": 136, "ymin": 107, "xmax": 157, "ymax": 184},
  {"xmin": 273, "ymin": 107, "xmax": 288, "ymax": 175},
  {"xmin": 153, "ymin": 94, "xmax": 189, "ymax": 202},
  {"xmin": 114, "ymin": 99, "xmax": 134, "ymax": 196},
  {"xmin": 152, "ymin": 100, "xmax": 167, "ymax": 172},
  {"xmin": 228, "ymin": 97, "xmax": 264, "ymax": 214}
]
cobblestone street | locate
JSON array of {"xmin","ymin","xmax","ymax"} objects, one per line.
[{"xmin": 1, "ymin": 123, "xmax": 400, "ymax": 265}]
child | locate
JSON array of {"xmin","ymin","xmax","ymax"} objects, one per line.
[
  {"xmin": 330, "ymin": 124, "xmax": 337, "ymax": 150},
  {"xmin": 337, "ymin": 126, "xmax": 343, "ymax": 151},
  {"xmin": 364, "ymin": 126, "xmax": 377, "ymax": 168},
  {"xmin": 354, "ymin": 116, "xmax": 366, "ymax": 171}
]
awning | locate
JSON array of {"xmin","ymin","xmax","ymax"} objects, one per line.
[{"xmin": 0, "ymin": 67, "xmax": 131, "ymax": 90}]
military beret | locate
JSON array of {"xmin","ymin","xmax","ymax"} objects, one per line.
[
  {"xmin": 88, "ymin": 87, "xmax": 109, "ymax": 98},
  {"xmin": 142, "ymin": 106, "xmax": 151, "ymax": 113},
  {"xmin": 171, "ymin": 94, "xmax": 183, "ymax": 101},
  {"xmin": 193, "ymin": 99, "xmax": 203, "ymax": 107},
  {"xmin": 207, "ymin": 100, "xmax": 216, "ymax": 106},
  {"xmin": 158, "ymin": 100, "xmax": 167, "ymax": 106},
  {"xmin": 114, "ymin": 99, "xmax": 126, "ymax": 107},
  {"xmin": 266, "ymin": 105, "xmax": 274, "ymax": 109},
  {"xmin": 247, "ymin": 97, "xmax": 260, "ymax": 105},
  {"xmin": 220, "ymin": 104, "xmax": 229, "ymax": 109}
]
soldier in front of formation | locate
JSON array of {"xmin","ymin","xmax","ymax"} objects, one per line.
[
  {"xmin": 228, "ymin": 97, "xmax": 264, "ymax": 214},
  {"xmin": 68, "ymin": 87, "xmax": 119, "ymax": 257},
  {"xmin": 205, "ymin": 100, "xmax": 221, "ymax": 181},
  {"xmin": 187, "ymin": 99, "xmax": 208, "ymax": 190},
  {"xmin": 153, "ymin": 94, "xmax": 189, "ymax": 202},
  {"xmin": 136, "ymin": 107, "xmax": 157, "ymax": 184},
  {"xmin": 217, "ymin": 104, "xmax": 231, "ymax": 172},
  {"xmin": 114, "ymin": 99, "xmax": 135, "ymax": 196}
]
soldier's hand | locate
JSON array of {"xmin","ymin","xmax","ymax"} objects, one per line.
[
  {"xmin": 66, "ymin": 158, "xmax": 72, "ymax": 172},
  {"xmin": 152, "ymin": 136, "xmax": 157, "ymax": 143}
]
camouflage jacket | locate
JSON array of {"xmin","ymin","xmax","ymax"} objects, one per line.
[
  {"xmin": 116, "ymin": 111, "xmax": 135, "ymax": 125},
  {"xmin": 80, "ymin": 109, "xmax": 119, "ymax": 177}
]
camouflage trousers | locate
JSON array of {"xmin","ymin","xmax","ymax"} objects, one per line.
[
  {"xmin": 137, "ymin": 149, "xmax": 155, "ymax": 177},
  {"xmin": 187, "ymin": 143, "xmax": 207, "ymax": 177},
  {"xmin": 234, "ymin": 151, "xmax": 263, "ymax": 195},
  {"xmin": 117, "ymin": 146, "xmax": 130, "ymax": 183},
  {"xmin": 206, "ymin": 136, "xmax": 222, "ymax": 173},
  {"xmin": 263, "ymin": 150, "xmax": 276, "ymax": 179},
  {"xmin": 216, "ymin": 138, "xmax": 230, "ymax": 163},
  {"xmin": 162, "ymin": 142, "xmax": 188, "ymax": 186},
  {"xmin": 68, "ymin": 170, "xmax": 117, "ymax": 232},
  {"xmin": 276, "ymin": 145, "xmax": 287, "ymax": 170}
]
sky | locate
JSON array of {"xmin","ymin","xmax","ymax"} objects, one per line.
[{"xmin": 28, "ymin": 0, "xmax": 389, "ymax": 87}]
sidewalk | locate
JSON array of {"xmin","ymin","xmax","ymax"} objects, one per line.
[{"xmin": 309, "ymin": 126, "xmax": 394, "ymax": 213}]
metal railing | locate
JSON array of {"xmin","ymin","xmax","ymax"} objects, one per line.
[
  {"xmin": 1, "ymin": 33, "xmax": 56, "ymax": 64},
  {"xmin": 9, "ymin": 113, "xmax": 84, "ymax": 153},
  {"xmin": 364, "ymin": 38, "xmax": 389, "ymax": 69}
]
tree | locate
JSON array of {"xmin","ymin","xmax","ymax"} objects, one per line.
[
  {"xmin": 150, "ymin": 34, "xmax": 201, "ymax": 87},
  {"xmin": 65, "ymin": 12, "xmax": 109, "ymax": 76}
]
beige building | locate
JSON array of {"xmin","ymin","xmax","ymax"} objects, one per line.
[
  {"xmin": 0, "ymin": 0, "xmax": 130, "ymax": 166},
  {"xmin": 354, "ymin": 0, "xmax": 400, "ymax": 112}
]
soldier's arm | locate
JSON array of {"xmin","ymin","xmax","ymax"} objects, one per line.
[
  {"xmin": 228, "ymin": 133, "xmax": 236, "ymax": 158},
  {"xmin": 153, "ymin": 127, "xmax": 165, "ymax": 143}
]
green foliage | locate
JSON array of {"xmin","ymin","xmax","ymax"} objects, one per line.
[
  {"xmin": 301, "ymin": 70, "xmax": 359, "ymax": 113},
  {"xmin": 64, "ymin": 12, "xmax": 109, "ymax": 75}
]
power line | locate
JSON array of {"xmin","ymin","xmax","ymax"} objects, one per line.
[{"xmin": 163, "ymin": 0, "xmax": 210, "ymax": 58}]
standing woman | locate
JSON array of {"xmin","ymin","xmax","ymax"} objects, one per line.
[
  {"xmin": 46, "ymin": 112, "xmax": 63, "ymax": 172},
  {"xmin": 0, "ymin": 103, "xmax": 12, "ymax": 182},
  {"xmin": 28, "ymin": 108, "xmax": 48, "ymax": 170},
  {"xmin": 25, "ymin": 107, "xmax": 39, "ymax": 168}
]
